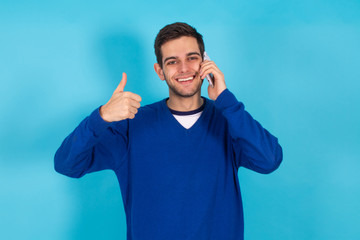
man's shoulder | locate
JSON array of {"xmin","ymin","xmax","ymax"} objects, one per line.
[
  {"xmin": 139, "ymin": 99, "xmax": 164, "ymax": 112},
  {"xmin": 203, "ymin": 96, "xmax": 215, "ymax": 107},
  {"xmin": 133, "ymin": 99, "xmax": 166, "ymax": 121}
]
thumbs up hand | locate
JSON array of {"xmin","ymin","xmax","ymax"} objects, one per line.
[{"xmin": 100, "ymin": 73, "xmax": 142, "ymax": 122}]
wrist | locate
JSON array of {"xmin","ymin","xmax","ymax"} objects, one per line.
[
  {"xmin": 212, "ymin": 85, "xmax": 227, "ymax": 100},
  {"xmin": 217, "ymin": 86, "xmax": 227, "ymax": 96},
  {"xmin": 99, "ymin": 105, "xmax": 111, "ymax": 122}
]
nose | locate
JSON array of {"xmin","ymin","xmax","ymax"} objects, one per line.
[{"xmin": 177, "ymin": 61, "xmax": 190, "ymax": 73}]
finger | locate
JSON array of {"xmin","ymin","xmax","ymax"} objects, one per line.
[
  {"xmin": 200, "ymin": 62, "xmax": 213, "ymax": 75},
  {"xmin": 125, "ymin": 98, "xmax": 141, "ymax": 109},
  {"xmin": 115, "ymin": 72, "xmax": 127, "ymax": 93},
  {"xmin": 201, "ymin": 68, "xmax": 222, "ymax": 81},
  {"xmin": 120, "ymin": 95, "xmax": 141, "ymax": 108},
  {"xmin": 200, "ymin": 61, "xmax": 220, "ymax": 75},
  {"xmin": 121, "ymin": 107, "xmax": 136, "ymax": 119},
  {"xmin": 200, "ymin": 62, "xmax": 222, "ymax": 75},
  {"xmin": 128, "ymin": 113, "xmax": 135, "ymax": 119},
  {"xmin": 123, "ymin": 92, "xmax": 142, "ymax": 102},
  {"xmin": 200, "ymin": 60, "xmax": 214, "ymax": 68},
  {"xmin": 200, "ymin": 65, "xmax": 216, "ymax": 79},
  {"xmin": 127, "ymin": 106, "xmax": 139, "ymax": 115},
  {"xmin": 201, "ymin": 60, "xmax": 220, "ymax": 69}
]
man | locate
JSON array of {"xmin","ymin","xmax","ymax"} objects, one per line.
[{"xmin": 55, "ymin": 22, "xmax": 283, "ymax": 240}]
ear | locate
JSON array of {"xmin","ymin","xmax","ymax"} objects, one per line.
[{"xmin": 154, "ymin": 63, "xmax": 165, "ymax": 81}]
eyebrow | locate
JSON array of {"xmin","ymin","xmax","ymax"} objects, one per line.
[{"xmin": 163, "ymin": 52, "xmax": 201, "ymax": 64}]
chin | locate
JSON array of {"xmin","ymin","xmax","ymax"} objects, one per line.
[
  {"xmin": 170, "ymin": 85, "xmax": 202, "ymax": 98},
  {"xmin": 166, "ymin": 75, "xmax": 203, "ymax": 98}
]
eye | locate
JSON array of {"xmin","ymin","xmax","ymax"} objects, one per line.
[
  {"xmin": 167, "ymin": 60, "xmax": 177, "ymax": 65},
  {"xmin": 188, "ymin": 56, "xmax": 199, "ymax": 61}
]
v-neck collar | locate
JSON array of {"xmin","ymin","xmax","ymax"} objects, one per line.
[
  {"xmin": 161, "ymin": 97, "xmax": 211, "ymax": 132},
  {"xmin": 168, "ymin": 99, "xmax": 206, "ymax": 116}
]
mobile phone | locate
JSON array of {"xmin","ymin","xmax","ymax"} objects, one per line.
[{"xmin": 203, "ymin": 52, "xmax": 214, "ymax": 87}]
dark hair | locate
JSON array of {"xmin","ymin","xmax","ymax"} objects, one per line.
[{"xmin": 154, "ymin": 22, "xmax": 205, "ymax": 68}]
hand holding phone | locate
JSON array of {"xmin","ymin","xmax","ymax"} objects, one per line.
[
  {"xmin": 203, "ymin": 52, "xmax": 214, "ymax": 87},
  {"xmin": 201, "ymin": 52, "xmax": 227, "ymax": 100}
]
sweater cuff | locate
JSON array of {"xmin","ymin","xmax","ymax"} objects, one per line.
[
  {"xmin": 214, "ymin": 89, "xmax": 239, "ymax": 110},
  {"xmin": 88, "ymin": 106, "xmax": 112, "ymax": 136}
]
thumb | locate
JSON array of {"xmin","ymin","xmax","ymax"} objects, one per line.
[{"xmin": 114, "ymin": 72, "xmax": 127, "ymax": 93}]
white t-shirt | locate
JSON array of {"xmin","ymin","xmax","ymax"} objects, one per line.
[{"xmin": 169, "ymin": 101, "xmax": 205, "ymax": 129}]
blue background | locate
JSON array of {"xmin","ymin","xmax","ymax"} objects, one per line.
[{"xmin": 1, "ymin": 1, "xmax": 359, "ymax": 239}]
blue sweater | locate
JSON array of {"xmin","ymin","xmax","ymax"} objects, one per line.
[{"xmin": 54, "ymin": 89, "xmax": 282, "ymax": 240}]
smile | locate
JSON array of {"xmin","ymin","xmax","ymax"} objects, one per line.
[
  {"xmin": 175, "ymin": 74, "xmax": 196, "ymax": 82},
  {"xmin": 178, "ymin": 76, "xmax": 194, "ymax": 82}
]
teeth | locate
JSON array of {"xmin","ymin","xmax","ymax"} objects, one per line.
[{"xmin": 178, "ymin": 77, "xmax": 194, "ymax": 82}]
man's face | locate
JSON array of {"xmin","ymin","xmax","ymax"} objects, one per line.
[{"xmin": 155, "ymin": 36, "xmax": 203, "ymax": 98}]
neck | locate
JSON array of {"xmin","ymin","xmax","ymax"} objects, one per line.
[{"xmin": 167, "ymin": 94, "xmax": 203, "ymax": 111}]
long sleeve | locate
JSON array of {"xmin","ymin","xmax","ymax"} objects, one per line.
[
  {"xmin": 214, "ymin": 89, "xmax": 283, "ymax": 174},
  {"xmin": 54, "ymin": 107, "xmax": 129, "ymax": 178}
]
